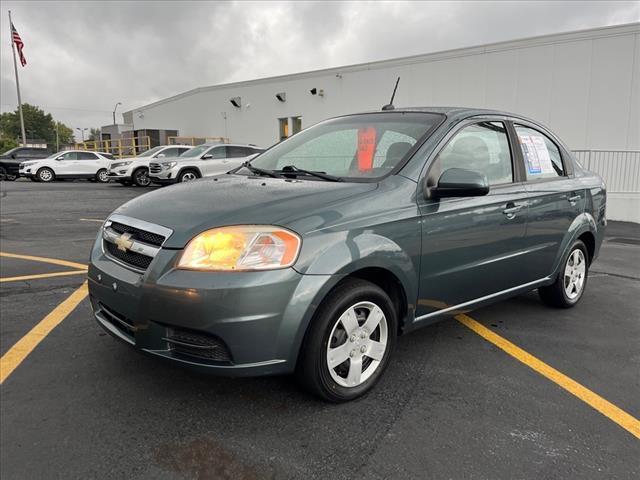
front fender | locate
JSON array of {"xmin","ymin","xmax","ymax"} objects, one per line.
[{"xmin": 294, "ymin": 230, "xmax": 419, "ymax": 315}]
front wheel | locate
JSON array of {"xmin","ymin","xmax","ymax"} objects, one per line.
[
  {"xmin": 0, "ymin": 166, "xmax": 16, "ymax": 181},
  {"xmin": 296, "ymin": 278, "xmax": 397, "ymax": 402},
  {"xmin": 36, "ymin": 167, "xmax": 55, "ymax": 182},
  {"xmin": 178, "ymin": 170, "xmax": 199, "ymax": 183},
  {"xmin": 539, "ymin": 239, "xmax": 589, "ymax": 308},
  {"xmin": 96, "ymin": 169, "xmax": 110, "ymax": 183},
  {"xmin": 132, "ymin": 167, "xmax": 151, "ymax": 187}
]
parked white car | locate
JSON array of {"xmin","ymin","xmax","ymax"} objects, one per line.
[
  {"xmin": 19, "ymin": 150, "xmax": 115, "ymax": 183},
  {"xmin": 149, "ymin": 143, "xmax": 263, "ymax": 184},
  {"xmin": 108, "ymin": 145, "xmax": 193, "ymax": 187}
]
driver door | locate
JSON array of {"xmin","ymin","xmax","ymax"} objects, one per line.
[
  {"xmin": 199, "ymin": 146, "xmax": 227, "ymax": 176},
  {"xmin": 415, "ymin": 120, "xmax": 530, "ymax": 321},
  {"xmin": 54, "ymin": 151, "xmax": 78, "ymax": 175}
]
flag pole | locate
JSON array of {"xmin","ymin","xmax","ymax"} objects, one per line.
[{"xmin": 8, "ymin": 10, "xmax": 27, "ymax": 146}]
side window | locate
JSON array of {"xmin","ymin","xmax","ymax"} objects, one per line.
[
  {"xmin": 228, "ymin": 146, "xmax": 251, "ymax": 158},
  {"xmin": 207, "ymin": 146, "xmax": 227, "ymax": 159},
  {"xmin": 177, "ymin": 148, "xmax": 191, "ymax": 156},
  {"xmin": 77, "ymin": 152, "xmax": 98, "ymax": 160},
  {"xmin": 432, "ymin": 122, "xmax": 513, "ymax": 186},
  {"xmin": 61, "ymin": 152, "xmax": 78, "ymax": 160},
  {"xmin": 514, "ymin": 125, "xmax": 565, "ymax": 180}
]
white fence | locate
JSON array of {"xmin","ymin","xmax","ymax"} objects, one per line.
[{"xmin": 572, "ymin": 150, "xmax": 640, "ymax": 223}]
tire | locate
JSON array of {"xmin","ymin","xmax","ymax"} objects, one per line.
[
  {"xmin": 132, "ymin": 167, "xmax": 151, "ymax": 187},
  {"xmin": 96, "ymin": 169, "xmax": 110, "ymax": 183},
  {"xmin": 36, "ymin": 167, "xmax": 55, "ymax": 182},
  {"xmin": 296, "ymin": 278, "xmax": 397, "ymax": 402},
  {"xmin": 178, "ymin": 169, "xmax": 199, "ymax": 183},
  {"xmin": 539, "ymin": 239, "xmax": 589, "ymax": 308},
  {"xmin": 0, "ymin": 166, "xmax": 16, "ymax": 181}
]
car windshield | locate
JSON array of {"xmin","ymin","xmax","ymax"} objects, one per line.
[
  {"xmin": 1, "ymin": 147, "xmax": 20, "ymax": 156},
  {"xmin": 137, "ymin": 146, "xmax": 166, "ymax": 158},
  {"xmin": 249, "ymin": 112, "xmax": 444, "ymax": 180},
  {"xmin": 180, "ymin": 144, "xmax": 214, "ymax": 158}
]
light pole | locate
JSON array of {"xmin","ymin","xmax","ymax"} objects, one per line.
[
  {"xmin": 76, "ymin": 127, "xmax": 88, "ymax": 142},
  {"xmin": 112, "ymin": 102, "xmax": 122, "ymax": 125}
]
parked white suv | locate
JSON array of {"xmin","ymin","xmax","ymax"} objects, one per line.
[
  {"xmin": 19, "ymin": 150, "xmax": 115, "ymax": 183},
  {"xmin": 149, "ymin": 143, "xmax": 263, "ymax": 184},
  {"xmin": 108, "ymin": 145, "xmax": 193, "ymax": 187}
]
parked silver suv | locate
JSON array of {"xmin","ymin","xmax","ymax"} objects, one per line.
[{"xmin": 149, "ymin": 143, "xmax": 263, "ymax": 184}]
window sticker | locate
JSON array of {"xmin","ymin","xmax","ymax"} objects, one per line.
[
  {"xmin": 519, "ymin": 134, "xmax": 554, "ymax": 175},
  {"xmin": 357, "ymin": 127, "xmax": 377, "ymax": 171}
]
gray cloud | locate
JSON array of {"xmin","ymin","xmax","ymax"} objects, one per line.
[{"xmin": 1, "ymin": 0, "xmax": 638, "ymax": 140}]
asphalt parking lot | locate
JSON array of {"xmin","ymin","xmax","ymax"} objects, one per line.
[{"xmin": 1, "ymin": 179, "xmax": 638, "ymax": 479}]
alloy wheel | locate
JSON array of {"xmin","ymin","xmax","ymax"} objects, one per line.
[
  {"xmin": 564, "ymin": 249, "xmax": 586, "ymax": 300},
  {"xmin": 134, "ymin": 169, "xmax": 150, "ymax": 186},
  {"xmin": 326, "ymin": 301, "xmax": 388, "ymax": 388},
  {"xmin": 181, "ymin": 172, "xmax": 197, "ymax": 182}
]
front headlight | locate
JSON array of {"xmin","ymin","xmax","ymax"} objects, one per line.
[
  {"xmin": 120, "ymin": 161, "xmax": 133, "ymax": 167},
  {"xmin": 162, "ymin": 161, "xmax": 177, "ymax": 169},
  {"xmin": 177, "ymin": 226, "xmax": 301, "ymax": 271}
]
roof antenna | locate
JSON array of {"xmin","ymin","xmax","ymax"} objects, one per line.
[{"xmin": 382, "ymin": 77, "xmax": 400, "ymax": 111}]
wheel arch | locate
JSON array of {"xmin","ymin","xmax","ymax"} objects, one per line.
[{"xmin": 177, "ymin": 166, "xmax": 202, "ymax": 179}]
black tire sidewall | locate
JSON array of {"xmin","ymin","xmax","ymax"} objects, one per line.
[
  {"xmin": 303, "ymin": 279, "xmax": 397, "ymax": 402},
  {"xmin": 96, "ymin": 169, "xmax": 109, "ymax": 183},
  {"xmin": 133, "ymin": 168, "xmax": 150, "ymax": 186},
  {"xmin": 560, "ymin": 240, "xmax": 589, "ymax": 306}
]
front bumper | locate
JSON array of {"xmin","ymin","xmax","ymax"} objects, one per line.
[
  {"xmin": 149, "ymin": 168, "xmax": 179, "ymax": 184},
  {"xmin": 88, "ymin": 235, "xmax": 336, "ymax": 376}
]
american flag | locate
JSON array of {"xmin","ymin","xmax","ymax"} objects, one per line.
[{"xmin": 11, "ymin": 22, "xmax": 27, "ymax": 67}]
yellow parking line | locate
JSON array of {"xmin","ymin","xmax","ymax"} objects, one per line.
[
  {"xmin": 0, "ymin": 252, "xmax": 87, "ymax": 271},
  {"xmin": 0, "ymin": 282, "xmax": 88, "ymax": 384},
  {"xmin": 456, "ymin": 313, "xmax": 640, "ymax": 440},
  {"xmin": 0, "ymin": 270, "xmax": 87, "ymax": 283}
]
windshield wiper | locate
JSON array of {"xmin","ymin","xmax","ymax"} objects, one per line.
[
  {"xmin": 230, "ymin": 161, "xmax": 284, "ymax": 178},
  {"xmin": 279, "ymin": 165, "xmax": 342, "ymax": 182}
]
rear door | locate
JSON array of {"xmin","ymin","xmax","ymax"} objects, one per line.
[
  {"xmin": 512, "ymin": 122, "xmax": 584, "ymax": 280},
  {"xmin": 75, "ymin": 151, "xmax": 102, "ymax": 176},
  {"xmin": 415, "ymin": 119, "xmax": 530, "ymax": 321}
]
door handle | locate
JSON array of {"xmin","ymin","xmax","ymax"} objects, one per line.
[
  {"xmin": 503, "ymin": 204, "xmax": 523, "ymax": 219},
  {"xmin": 568, "ymin": 194, "xmax": 581, "ymax": 205}
]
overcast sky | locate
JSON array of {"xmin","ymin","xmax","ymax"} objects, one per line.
[{"xmin": 1, "ymin": 1, "xmax": 638, "ymax": 140}]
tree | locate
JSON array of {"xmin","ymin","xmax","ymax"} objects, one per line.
[
  {"xmin": 0, "ymin": 104, "xmax": 74, "ymax": 145},
  {"xmin": 88, "ymin": 128, "xmax": 101, "ymax": 141},
  {"xmin": 0, "ymin": 135, "xmax": 18, "ymax": 154}
]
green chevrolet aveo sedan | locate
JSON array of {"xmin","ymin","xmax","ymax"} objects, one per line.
[{"xmin": 88, "ymin": 107, "xmax": 606, "ymax": 401}]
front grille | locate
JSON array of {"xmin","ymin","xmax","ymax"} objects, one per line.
[
  {"xmin": 110, "ymin": 221, "xmax": 165, "ymax": 247},
  {"xmin": 149, "ymin": 163, "xmax": 162, "ymax": 174},
  {"xmin": 105, "ymin": 241, "xmax": 153, "ymax": 270},
  {"xmin": 99, "ymin": 302, "xmax": 135, "ymax": 339},
  {"xmin": 164, "ymin": 328, "xmax": 232, "ymax": 363}
]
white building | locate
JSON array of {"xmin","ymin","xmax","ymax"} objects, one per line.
[{"xmin": 124, "ymin": 22, "xmax": 640, "ymax": 221}]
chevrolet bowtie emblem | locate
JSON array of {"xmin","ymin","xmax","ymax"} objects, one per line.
[{"xmin": 114, "ymin": 232, "xmax": 134, "ymax": 252}]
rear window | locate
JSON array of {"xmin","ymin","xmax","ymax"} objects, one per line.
[{"xmin": 515, "ymin": 125, "xmax": 565, "ymax": 180}]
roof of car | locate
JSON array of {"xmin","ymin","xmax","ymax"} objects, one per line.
[{"xmin": 357, "ymin": 106, "xmax": 536, "ymax": 122}]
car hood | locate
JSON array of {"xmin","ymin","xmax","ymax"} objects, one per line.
[{"xmin": 112, "ymin": 174, "xmax": 377, "ymax": 248}]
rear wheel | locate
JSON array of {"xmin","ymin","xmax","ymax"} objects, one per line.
[
  {"xmin": 539, "ymin": 239, "xmax": 589, "ymax": 308},
  {"xmin": 132, "ymin": 167, "xmax": 151, "ymax": 187},
  {"xmin": 96, "ymin": 169, "xmax": 109, "ymax": 183},
  {"xmin": 178, "ymin": 169, "xmax": 199, "ymax": 183},
  {"xmin": 296, "ymin": 278, "xmax": 397, "ymax": 402},
  {"xmin": 36, "ymin": 167, "xmax": 55, "ymax": 182}
]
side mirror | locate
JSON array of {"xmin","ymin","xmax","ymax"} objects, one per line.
[
  {"xmin": 56, "ymin": 156, "xmax": 65, "ymax": 161},
  {"xmin": 156, "ymin": 153, "xmax": 166, "ymax": 158},
  {"xmin": 427, "ymin": 168, "xmax": 489, "ymax": 199},
  {"xmin": 201, "ymin": 154, "xmax": 213, "ymax": 160},
  {"xmin": 10, "ymin": 153, "xmax": 16, "ymax": 159}
]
